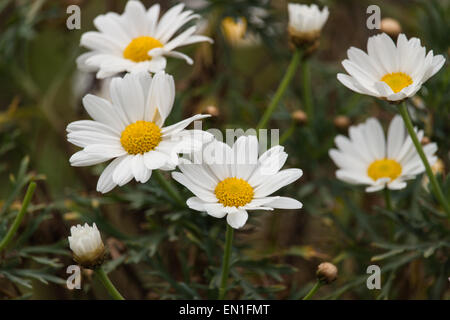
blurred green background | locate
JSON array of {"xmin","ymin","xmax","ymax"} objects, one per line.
[{"xmin": 0, "ymin": 0, "xmax": 449, "ymax": 299}]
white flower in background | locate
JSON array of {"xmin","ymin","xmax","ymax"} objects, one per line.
[
  {"xmin": 422, "ymin": 158, "xmax": 445, "ymax": 191},
  {"xmin": 288, "ymin": 3, "xmax": 329, "ymax": 34},
  {"xmin": 67, "ymin": 71, "xmax": 212, "ymax": 193},
  {"xmin": 337, "ymin": 33, "xmax": 445, "ymax": 102},
  {"xmin": 68, "ymin": 223, "xmax": 105, "ymax": 268},
  {"xmin": 172, "ymin": 136, "xmax": 303, "ymax": 229},
  {"xmin": 329, "ymin": 115, "xmax": 438, "ymax": 192},
  {"xmin": 77, "ymin": 1, "xmax": 213, "ymax": 78}
]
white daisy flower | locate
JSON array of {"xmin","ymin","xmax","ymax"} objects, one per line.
[
  {"xmin": 337, "ymin": 33, "xmax": 445, "ymax": 102},
  {"xmin": 77, "ymin": 1, "xmax": 213, "ymax": 78},
  {"xmin": 171, "ymin": 136, "xmax": 303, "ymax": 229},
  {"xmin": 67, "ymin": 71, "xmax": 212, "ymax": 193},
  {"xmin": 329, "ymin": 115, "xmax": 438, "ymax": 192},
  {"xmin": 68, "ymin": 223, "xmax": 105, "ymax": 268},
  {"xmin": 288, "ymin": 3, "xmax": 329, "ymax": 34}
]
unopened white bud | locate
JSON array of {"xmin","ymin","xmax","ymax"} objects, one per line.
[{"xmin": 68, "ymin": 223, "xmax": 105, "ymax": 268}]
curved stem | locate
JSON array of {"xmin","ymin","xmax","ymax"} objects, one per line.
[
  {"xmin": 153, "ymin": 170, "xmax": 185, "ymax": 207},
  {"xmin": 256, "ymin": 49, "xmax": 302, "ymax": 130},
  {"xmin": 0, "ymin": 182, "xmax": 36, "ymax": 253},
  {"xmin": 398, "ymin": 102, "xmax": 450, "ymax": 217},
  {"xmin": 383, "ymin": 188, "xmax": 393, "ymax": 211},
  {"xmin": 302, "ymin": 60, "xmax": 313, "ymax": 125},
  {"xmin": 302, "ymin": 280, "xmax": 322, "ymax": 300},
  {"xmin": 95, "ymin": 266, "xmax": 125, "ymax": 300},
  {"xmin": 218, "ymin": 224, "xmax": 234, "ymax": 300}
]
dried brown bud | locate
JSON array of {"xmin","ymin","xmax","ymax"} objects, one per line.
[
  {"xmin": 316, "ymin": 262, "xmax": 338, "ymax": 284},
  {"xmin": 205, "ymin": 105, "xmax": 219, "ymax": 117},
  {"xmin": 411, "ymin": 96, "xmax": 425, "ymax": 110},
  {"xmin": 421, "ymin": 136, "xmax": 430, "ymax": 145},
  {"xmin": 380, "ymin": 18, "xmax": 402, "ymax": 38},
  {"xmin": 334, "ymin": 115, "xmax": 351, "ymax": 130},
  {"xmin": 291, "ymin": 110, "xmax": 308, "ymax": 124}
]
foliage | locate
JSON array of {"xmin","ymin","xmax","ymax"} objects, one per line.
[{"xmin": 0, "ymin": 0, "xmax": 448, "ymax": 300}]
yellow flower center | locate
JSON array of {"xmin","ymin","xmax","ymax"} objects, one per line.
[
  {"xmin": 221, "ymin": 17, "xmax": 247, "ymax": 43},
  {"xmin": 380, "ymin": 72, "xmax": 413, "ymax": 93},
  {"xmin": 214, "ymin": 177, "xmax": 254, "ymax": 207},
  {"xmin": 123, "ymin": 36, "xmax": 163, "ymax": 62},
  {"xmin": 120, "ymin": 121, "xmax": 161, "ymax": 155},
  {"xmin": 367, "ymin": 159, "xmax": 402, "ymax": 182}
]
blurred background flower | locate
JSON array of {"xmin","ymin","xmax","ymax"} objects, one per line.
[{"xmin": 0, "ymin": 0, "xmax": 449, "ymax": 300}]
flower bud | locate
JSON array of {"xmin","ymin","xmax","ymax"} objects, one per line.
[
  {"xmin": 316, "ymin": 262, "xmax": 338, "ymax": 284},
  {"xmin": 421, "ymin": 136, "xmax": 430, "ymax": 145},
  {"xmin": 205, "ymin": 105, "xmax": 219, "ymax": 117},
  {"xmin": 291, "ymin": 110, "xmax": 308, "ymax": 124},
  {"xmin": 287, "ymin": 4, "xmax": 329, "ymax": 52},
  {"xmin": 380, "ymin": 18, "xmax": 402, "ymax": 38},
  {"xmin": 432, "ymin": 158, "xmax": 445, "ymax": 176},
  {"xmin": 334, "ymin": 115, "xmax": 351, "ymax": 130},
  {"xmin": 222, "ymin": 17, "xmax": 247, "ymax": 46},
  {"xmin": 422, "ymin": 158, "xmax": 445, "ymax": 191},
  {"xmin": 68, "ymin": 223, "xmax": 106, "ymax": 269}
]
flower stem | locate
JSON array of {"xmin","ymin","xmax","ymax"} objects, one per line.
[
  {"xmin": 302, "ymin": 280, "xmax": 322, "ymax": 300},
  {"xmin": 218, "ymin": 224, "xmax": 234, "ymax": 300},
  {"xmin": 398, "ymin": 102, "xmax": 450, "ymax": 217},
  {"xmin": 95, "ymin": 266, "xmax": 125, "ymax": 300},
  {"xmin": 383, "ymin": 188, "xmax": 393, "ymax": 211},
  {"xmin": 280, "ymin": 120, "xmax": 296, "ymax": 145},
  {"xmin": 0, "ymin": 182, "xmax": 36, "ymax": 253},
  {"xmin": 256, "ymin": 49, "xmax": 302, "ymax": 130},
  {"xmin": 302, "ymin": 60, "xmax": 313, "ymax": 125},
  {"xmin": 154, "ymin": 170, "xmax": 185, "ymax": 207}
]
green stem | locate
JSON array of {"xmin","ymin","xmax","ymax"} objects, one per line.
[
  {"xmin": 302, "ymin": 60, "xmax": 313, "ymax": 125},
  {"xmin": 153, "ymin": 170, "xmax": 185, "ymax": 207},
  {"xmin": 256, "ymin": 49, "xmax": 302, "ymax": 130},
  {"xmin": 279, "ymin": 120, "xmax": 296, "ymax": 145},
  {"xmin": 398, "ymin": 102, "xmax": 450, "ymax": 217},
  {"xmin": 218, "ymin": 224, "xmax": 234, "ymax": 300},
  {"xmin": 302, "ymin": 280, "xmax": 322, "ymax": 300},
  {"xmin": 0, "ymin": 182, "xmax": 36, "ymax": 253},
  {"xmin": 95, "ymin": 266, "xmax": 125, "ymax": 300},
  {"xmin": 383, "ymin": 188, "xmax": 393, "ymax": 211}
]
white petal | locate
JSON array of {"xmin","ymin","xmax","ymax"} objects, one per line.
[
  {"xmin": 112, "ymin": 155, "xmax": 134, "ymax": 186},
  {"xmin": 96, "ymin": 156, "xmax": 125, "ymax": 193},
  {"xmin": 231, "ymin": 135, "xmax": 259, "ymax": 180},
  {"xmin": 387, "ymin": 115, "xmax": 405, "ymax": 159},
  {"xmin": 267, "ymin": 197, "xmax": 303, "ymax": 209},
  {"xmin": 93, "ymin": 13, "xmax": 130, "ymax": 44},
  {"xmin": 143, "ymin": 150, "xmax": 170, "ymax": 170},
  {"xmin": 123, "ymin": 0, "xmax": 149, "ymax": 36},
  {"xmin": 146, "ymin": 4, "xmax": 160, "ymax": 36},
  {"xmin": 146, "ymin": 72, "xmax": 174, "ymax": 124},
  {"xmin": 335, "ymin": 170, "xmax": 373, "ymax": 185},
  {"xmin": 226, "ymin": 209, "xmax": 248, "ymax": 229},
  {"xmin": 186, "ymin": 197, "xmax": 206, "ymax": 211},
  {"xmin": 253, "ymin": 168, "xmax": 303, "ymax": 198},
  {"xmin": 69, "ymin": 150, "xmax": 110, "ymax": 167},
  {"xmin": 171, "ymin": 172, "xmax": 217, "ymax": 202},
  {"xmin": 178, "ymin": 161, "xmax": 218, "ymax": 191},
  {"xmin": 161, "ymin": 114, "xmax": 210, "ymax": 136},
  {"xmin": 83, "ymin": 144, "xmax": 127, "ymax": 158},
  {"xmin": 82, "ymin": 95, "xmax": 125, "ymax": 132},
  {"xmin": 131, "ymin": 154, "xmax": 150, "ymax": 183},
  {"xmin": 204, "ymin": 203, "xmax": 227, "ymax": 218}
]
